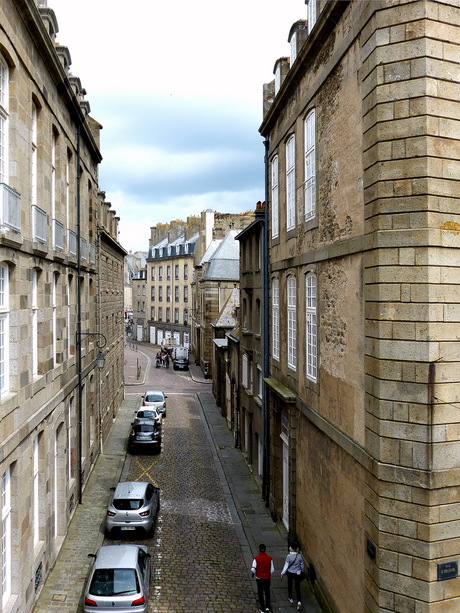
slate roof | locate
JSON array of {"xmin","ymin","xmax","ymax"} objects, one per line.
[
  {"xmin": 148, "ymin": 233, "xmax": 198, "ymax": 259},
  {"xmin": 203, "ymin": 229, "xmax": 240, "ymax": 280}
]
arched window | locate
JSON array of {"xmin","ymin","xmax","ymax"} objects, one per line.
[
  {"xmin": 286, "ymin": 136, "xmax": 296, "ymax": 231},
  {"xmin": 271, "ymin": 156, "xmax": 279, "ymax": 239},
  {"xmin": 271, "ymin": 278, "xmax": 279, "ymax": 360},
  {"xmin": 306, "ymin": 273, "xmax": 317, "ymax": 381},
  {"xmin": 0, "ymin": 264, "xmax": 9, "ymax": 393},
  {"xmin": 287, "ymin": 276, "xmax": 296, "ymax": 369}
]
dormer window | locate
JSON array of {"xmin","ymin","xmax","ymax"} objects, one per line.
[
  {"xmin": 273, "ymin": 58, "xmax": 290, "ymax": 95},
  {"xmin": 288, "ymin": 21, "xmax": 308, "ymax": 68},
  {"xmin": 307, "ymin": 0, "xmax": 317, "ymax": 34},
  {"xmin": 290, "ymin": 35, "xmax": 297, "ymax": 66}
]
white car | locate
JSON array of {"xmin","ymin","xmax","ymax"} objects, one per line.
[
  {"xmin": 142, "ymin": 390, "xmax": 167, "ymax": 417},
  {"xmin": 84, "ymin": 544, "xmax": 150, "ymax": 613}
]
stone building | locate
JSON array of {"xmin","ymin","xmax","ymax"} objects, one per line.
[
  {"xmin": 259, "ymin": 0, "xmax": 460, "ymax": 611},
  {"xmin": 0, "ymin": 1, "xmax": 125, "ymax": 611},
  {"xmin": 132, "ymin": 267, "xmax": 147, "ymax": 341}
]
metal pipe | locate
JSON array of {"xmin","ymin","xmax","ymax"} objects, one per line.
[
  {"xmin": 76, "ymin": 123, "xmax": 83, "ymax": 504},
  {"xmin": 262, "ymin": 137, "xmax": 270, "ymax": 503}
]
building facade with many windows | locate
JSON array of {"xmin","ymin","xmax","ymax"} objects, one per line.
[
  {"xmin": 0, "ymin": 2, "xmax": 125, "ymax": 611},
  {"xmin": 260, "ymin": 1, "xmax": 460, "ymax": 611}
]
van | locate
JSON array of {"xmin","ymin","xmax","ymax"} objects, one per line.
[{"xmin": 172, "ymin": 346, "xmax": 189, "ymax": 371}]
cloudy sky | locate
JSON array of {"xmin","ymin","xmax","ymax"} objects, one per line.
[{"xmin": 49, "ymin": 0, "xmax": 305, "ymax": 253}]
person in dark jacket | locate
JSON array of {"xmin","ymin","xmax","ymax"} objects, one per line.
[
  {"xmin": 251, "ymin": 543, "xmax": 275, "ymax": 613},
  {"xmin": 280, "ymin": 543, "xmax": 305, "ymax": 610}
]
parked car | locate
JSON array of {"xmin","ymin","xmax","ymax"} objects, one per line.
[
  {"xmin": 84, "ymin": 544, "xmax": 150, "ymax": 613},
  {"xmin": 142, "ymin": 390, "xmax": 167, "ymax": 417},
  {"xmin": 135, "ymin": 407, "xmax": 162, "ymax": 425},
  {"xmin": 105, "ymin": 481, "xmax": 160, "ymax": 537},
  {"xmin": 172, "ymin": 346, "xmax": 189, "ymax": 370},
  {"xmin": 128, "ymin": 418, "xmax": 161, "ymax": 454}
]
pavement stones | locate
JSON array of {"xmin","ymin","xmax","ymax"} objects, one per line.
[{"xmin": 32, "ymin": 344, "xmax": 322, "ymax": 613}]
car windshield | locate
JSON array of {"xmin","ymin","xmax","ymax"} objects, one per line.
[
  {"xmin": 113, "ymin": 499, "xmax": 143, "ymax": 511},
  {"xmin": 145, "ymin": 394, "xmax": 162, "ymax": 402},
  {"xmin": 89, "ymin": 568, "xmax": 139, "ymax": 596}
]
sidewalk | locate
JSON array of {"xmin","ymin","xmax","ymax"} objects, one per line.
[{"xmin": 33, "ymin": 346, "xmax": 322, "ymax": 613}]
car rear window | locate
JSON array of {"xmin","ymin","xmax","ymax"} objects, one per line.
[
  {"xmin": 113, "ymin": 499, "xmax": 144, "ymax": 511},
  {"xmin": 89, "ymin": 568, "xmax": 139, "ymax": 596},
  {"xmin": 134, "ymin": 425, "xmax": 154, "ymax": 433},
  {"xmin": 145, "ymin": 394, "xmax": 162, "ymax": 402},
  {"xmin": 138, "ymin": 410, "xmax": 156, "ymax": 419}
]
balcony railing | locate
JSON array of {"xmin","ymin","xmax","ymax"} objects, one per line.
[
  {"xmin": 68, "ymin": 229, "xmax": 77, "ymax": 255},
  {"xmin": 53, "ymin": 218, "xmax": 64, "ymax": 250},
  {"xmin": 32, "ymin": 204, "xmax": 47, "ymax": 243},
  {"xmin": 0, "ymin": 183, "xmax": 21, "ymax": 231}
]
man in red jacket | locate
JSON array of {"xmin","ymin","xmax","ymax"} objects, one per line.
[{"xmin": 251, "ymin": 543, "xmax": 275, "ymax": 613}]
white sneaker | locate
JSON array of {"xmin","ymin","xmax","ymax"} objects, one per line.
[
  {"xmin": 288, "ymin": 597, "xmax": 294, "ymax": 603},
  {"xmin": 297, "ymin": 603, "xmax": 302, "ymax": 611}
]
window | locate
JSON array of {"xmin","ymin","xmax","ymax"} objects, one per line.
[
  {"xmin": 0, "ymin": 57, "xmax": 8, "ymax": 185},
  {"xmin": 184, "ymin": 264, "xmax": 188, "ymax": 280},
  {"xmin": 166, "ymin": 307, "xmax": 171, "ymax": 322},
  {"xmin": 286, "ymin": 136, "xmax": 296, "ymax": 231},
  {"xmin": 52, "ymin": 273, "xmax": 57, "ymax": 367},
  {"xmin": 257, "ymin": 364, "xmax": 263, "ymax": 399},
  {"xmin": 287, "ymin": 276, "xmax": 296, "ymax": 370},
  {"xmin": 307, "ymin": 0, "xmax": 317, "ymax": 33},
  {"xmin": 32, "ymin": 270, "xmax": 38, "ymax": 375},
  {"xmin": 306, "ymin": 273, "xmax": 317, "ymax": 381},
  {"xmin": 175, "ymin": 265, "xmax": 179, "ymax": 280},
  {"xmin": 31, "ymin": 103, "xmax": 38, "ymax": 206},
  {"xmin": 1, "ymin": 467, "xmax": 11, "ymax": 608},
  {"xmin": 151, "ymin": 286, "xmax": 155, "ymax": 300},
  {"xmin": 175, "ymin": 286, "xmax": 179, "ymax": 302},
  {"xmin": 304, "ymin": 109, "xmax": 316, "ymax": 220},
  {"xmin": 0, "ymin": 264, "xmax": 8, "ymax": 393},
  {"xmin": 158, "ymin": 287, "xmax": 163, "ymax": 301},
  {"xmin": 184, "ymin": 286, "xmax": 188, "ymax": 302},
  {"xmin": 271, "ymin": 156, "xmax": 279, "ymax": 239},
  {"xmin": 33, "ymin": 437, "xmax": 39, "ymax": 546},
  {"xmin": 166, "ymin": 286, "xmax": 171, "ymax": 302},
  {"xmin": 151, "ymin": 307, "xmax": 155, "ymax": 320},
  {"xmin": 158, "ymin": 307, "xmax": 162, "ymax": 322},
  {"xmin": 158, "ymin": 266, "xmax": 163, "ymax": 281},
  {"xmin": 272, "ymin": 278, "xmax": 279, "ymax": 360},
  {"xmin": 151, "ymin": 267, "xmax": 155, "ymax": 281},
  {"xmin": 184, "ymin": 308, "xmax": 188, "ymax": 325},
  {"xmin": 174, "ymin": 308, "xmax": 179, "ymax": 323},
  {"xmin": 242, "ymin": 354, "xmax": 248, "ymax": 388},
  {"xmin": 166, "ymin": 265, "xmax": 171, "ymax": 280}
]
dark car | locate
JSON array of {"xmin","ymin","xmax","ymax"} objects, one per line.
[{"xmin": 128, "ymin": 418, "xmax": 161, "ymax": 454}]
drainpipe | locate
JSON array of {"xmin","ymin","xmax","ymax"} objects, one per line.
[{"xmin": 262, "ymin": 137, "xmax": 270, "ymax": 503}]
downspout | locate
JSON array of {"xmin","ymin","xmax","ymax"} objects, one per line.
[
  {"xmin": 98, "ymin": 226, "xmax": 103, "ymax": 454},
  {"xmin": 262, "ymin": 137, "xmax": 270, "ymax": 503},
  {"xmin": 76, "ymin": 123, "xmax": 83, "ymax": 504}
]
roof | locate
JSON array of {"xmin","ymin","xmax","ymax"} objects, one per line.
[
  {"xmin": 200, "ymin": 239, "xmax": 221, "ymax": 265},
  {"xmin": 94, "ymin": 544, "xmax": 149, "ymax": 568},
  {"xmin": 203, "ymin": 230, "xmax": 240, "ymax": 280},
  {"xmin": 213, "ymin": 339, "xmax": 228, "ymax": 348},
  {"xmin": 113, "ymin": 481, "xmax": 149, "ymax": 500},
  {"xmin": 148, "ymin": 233, "xmax": 198, "ymax": 260}
]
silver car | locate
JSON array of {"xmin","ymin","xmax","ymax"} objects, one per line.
[
  {"xmin": 134, "ymin": 407, "xmax": 162, "ymax": 425},
  {"xmin": 105, "ymin": 481, "xmax": 160, "ymax": 537},
  {"xmin": 84, "ymin": 544, "xmax": 150, "ymax": 613},
  {"xmin": 142, "ymin": 390, "xmax": 167, "ymax": 417}
]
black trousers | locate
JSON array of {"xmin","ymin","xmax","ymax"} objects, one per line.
[
  {"xmin": 256, "ymin": 577, "xmax": 271, "ymax": 610},
  {"xmin": 287, "ymin": 571, "xmax": 302, "ymax": 602}
]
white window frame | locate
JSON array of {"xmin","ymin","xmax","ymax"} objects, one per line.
[
  {"xmin": 52, "ymin": 273, "xmax": 57, "ymax": 367},
  {"xmin": 307, "ymin": 0, "xmax": 317, "ymax": 33},
  {"xmin": 304, "ymin": 109, "xmax": 316, "ymax": 221},
  {"xmin": 0, "ymin": 57, "xmax": 9, "ymax": 185},
  {"xmin": 32, "ymin": 270, "xmax": 38, "ymax": 376},
  {"xmin": 290, "ymin": 32, "xmax": 297, "ymax": 66},
  {"xmin": 286, "ymin": 136, "xmax": 296, "ymax": 231},
  {"xmin": 272, "ymin": 278, "xmax": 280, "ymax": 360},
  {"xmin": 31, "ymin": 104, "xmax": 37, "ymax": 207},
  {"xmin": 287, "ymin": 276, "xmax": 297, "ymax": 370},
  {"xmin": 306, "ymin": 273, "xmax": 318, "ymax": 381},
  {"xmin": 1, "ymin": 467, "xmax": 11, "ymax": 608},
  {"xmin": 33, "ymin": 437, "xmax": 39, "ymax": 546},
  {"xmin": 0, "ymin": 264, "xmax": 8, "ymax": 394},
  {"xmin": 271, "ymin": 156, "xmax": 279, "ymax": 239},
  {"xmin": 257, "ymin": 364, "xmax": 263, "ymax": 399}
]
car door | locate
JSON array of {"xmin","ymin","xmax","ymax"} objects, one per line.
[{"xmin": 137, "ymin": 549, "xmax": 150, "ymax": 601}]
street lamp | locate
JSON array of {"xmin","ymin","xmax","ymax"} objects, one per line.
[{"xmin": 76, "ymin": 331, "xmax": 107, "ymax": 368}]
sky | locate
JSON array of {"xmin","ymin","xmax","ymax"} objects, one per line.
[{"xmin": 48, "ymin": 0, "xmax": 305, "ymax": 253}]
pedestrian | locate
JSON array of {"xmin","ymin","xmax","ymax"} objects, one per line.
[
  {"xmin": 251, "ymin": 543, "xmax": 274, "ymax": 613},
  {"xmin": 280, "ymin": 543, "xmax": 305, "ymax": 610}
]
